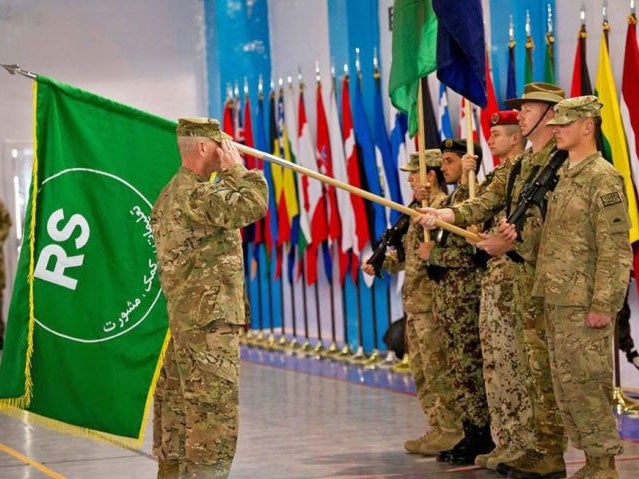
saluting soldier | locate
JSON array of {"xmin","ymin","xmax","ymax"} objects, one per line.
[
  {"xmin": 151, "ymin": 118, "xmax": 268, "ymax": 479},
  {"xmin": 363, "ymin": 150, "xmax": 463, "ymax": 456}
]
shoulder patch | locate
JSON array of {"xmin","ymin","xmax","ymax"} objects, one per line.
[{"xmin": 600, "ymin": 192, "xmax": 622, "ymax": 207}]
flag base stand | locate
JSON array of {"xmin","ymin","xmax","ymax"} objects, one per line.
[
  {"xmin": 286, "ymin": 337, "xmax": 301, "ymax": 355},
  {"xmin": 320, "ymin": 341, "xmax": 340, "ymax": 360},
  {"xmin": 242, "ymin": 330, "xmax": 256, "ymax": 346},
  {"xmin": 265, "ymin": 333, "xmax": 278, "ymax": 350},
  {"xmin": 390, "ymin": 354, "xmax": 412, "ymax": 374},
  {"xmin": 337, "ymin": 344, "xmax": 353, "ymax": 361},
  {"xmin": 298, "ymin": 339, "xmax": 314, "ymax": 356},
  {"xmin": 347, "ymin": 346, "xmax": 368, "ymax": 365},
  {"xmin": 363, "ymin": 349, "xmax": 383, "ymax": 369},
  {"xmin": 379, "ymin": 351, "xmax": 399, "ymax": 367},
  {"xmin": 312, "ymin": 341, "xmax": 326, "ymax": 358},
  {"xmin": 252, "ymin": 331, "xmax": 267, "ymax": 348},
  {"xmin": 613, "ymin": 387, "xmax": 639, "ymax": 416}
]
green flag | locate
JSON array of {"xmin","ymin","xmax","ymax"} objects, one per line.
[
  {"xmin": 389, "ymin": 0, "xmax": 437, "ymax": 137},
  {"xmin": 544, "ymin": 32, "xmax": 555, "ymax": 83},
  {"xmin": 0, "ymin": 76, "xmax": 177, "ymax": 445},
  {"xmin": 525, "ymin": 36, "xmax": 534, "ymax": 84}
]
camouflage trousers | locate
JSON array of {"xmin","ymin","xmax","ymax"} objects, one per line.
[
  {"xmin": 153, "ymin": 321, "xmax": 241, "ymax": 478},
  {"xmin": 405, "ymin": 311, "xmax": 462, "ymax": 434},
  {"xmin": 433, "ymin": 268, "xmax": 490, "ymax": 427},
  {"xmin": 514, "ymin": 263, "xmax": 565, "ymax": 454},
  {"xmin": 544, "ymin": 304, "xmax": 623, "ymax": 457},
  {"xmin": 479, "ymin": 257, "xmax": 533, "ymax": 450}
]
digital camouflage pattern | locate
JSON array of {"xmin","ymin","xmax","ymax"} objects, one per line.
[
  {"xmin": 0, "ymin": 199, "xmax": 11, "ymax": 342},
  {"xmin": 151, "ymin": 164, "xmax": 267, "ymax": 477},
  {"xmin": 535, "ymin": 152, "xmax": 631, "ymax": 458},
  {"xmin": 383, "ymin": 192, "xmax": 461, "ymax": 435},
  {"xmin": 450, "ymin": 139, "xmax": 565, "ymax": 454},
  {"xmin": 430, "ymin": 185, "xmax": 489, "ymax": 428}
]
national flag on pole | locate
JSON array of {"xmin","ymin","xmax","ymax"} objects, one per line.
[
  {"xmin": 374, "ymin": 71, "xmax": 403, "ymax": 225},
  {"xmin": 506, "ymin": 37, "xmax": 517, "ymax": 102},
  {"xmin": 297, "ymin": 85, "xmax": 324, "ymax": 285},
  {"xmin": 352, "ymin": 76, "xmax": 386, "ymax": 243},
  {"xmin": 419, "ymin": 77, "xmax": 440, "ymax": 149},
  {"xmin": 479, "ymin": 52, "xmax": 499, "ymax": 169},
  {"xmin": 545, "ymin": 31, "xmax": 556, "ymax": 84},
  {"xmin": 391, "ymin": 111, "xmax": 412, "ymax": 209},
  {"xmin": 342, "ymin": 75, "xmax": 371, "ymax": 282},
  {"xmin": 242, "ymin": 95, "xmax": 257, "ymax": 246},
  {"xmin": 571, "ymin": 25, "xmax": 593, "ymax": 96},
  {"xmin": 620, "ymin": 13, "xmax": 639, "ymax": 291},
  {"xmin": 432, "ymin": 0, "xmax": 487, "ymax": 108},
  {"xmin": 524, "ymin": 33, "xmax": 534, "ymax": 85},
  {"xmin": 315, "ymin": 81, "xmax": 339, "ymax": 283},
  {"xmin": 0, "ymin": 76, "xmax": 172, "ymax": 445},
  {"xmin": 257, "ymin": 92, "xmax": 278, "ymax": 257},
  {"xmin": 595, "ymin": 29, "xmax": 639, "ymax": 243},
  {"xmin": 268, "ymin": 91, "xmax": 285, "ymax": 278},
  {"xmin": 437, "ymin": 83, "xmax": 453, "ymax": 141},
  {"xmin": 389, "ymin": 0, "xmax": 438, "ymax": 137},
  {"xmin": 223, "ymin": 94, "xmax": 235, "ymax": 138}
]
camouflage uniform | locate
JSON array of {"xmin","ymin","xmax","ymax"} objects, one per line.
[
  {"xmin": 0, "ymin": 199, "xmax": 11, "ymax": 346},
  {"xmin": 383, "ymin": 191, "xmax": 461, "ymax": 438},
  {"xmin": 533, "ymin": 147, "xmax": 631, "ymax": 460},
  {"xmin": 430, "ymin": 184, "xmax": 489, "ymax": 429},
  {"xmin": 152, "ymin": 157, "xmax": 268, "ymax": 479},
  {"xmin": 452, "ymin": 139, "xmax": 565, "ymax": 460}
]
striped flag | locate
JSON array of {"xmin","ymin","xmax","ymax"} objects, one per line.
[
  {"xmin": 437, "ymin": 82, "xmax": 453, "ymax": 141},
  {"xmin": 595, "ymin": 29, "xmax": 639, "ymax": 243},
  {"xmin": 479, "ymin": 53, "xmax": 499, "ymax": 170},
  {"xmin": 506, "ymin": 37, "xmax": 517, "ymax": 101},
  {"xmin": 571, "ymin": 24, "xmax": 593, "ymax": 96}
]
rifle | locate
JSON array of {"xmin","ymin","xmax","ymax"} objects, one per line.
[
  {"xmin": 506, "ymin": 148, "xmax": 569, "ymax": 239},
  {"xmin": 366, "ymin": 201, "xmax": 418, "ymax": 277}
]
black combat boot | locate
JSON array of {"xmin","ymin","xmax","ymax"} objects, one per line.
[{"xmin": 439, "ymin": 421, "xmax": 495, "ymax": 465}]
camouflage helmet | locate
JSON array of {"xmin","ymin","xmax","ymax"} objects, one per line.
[
  {"xmin": 401, "ymin": 149, "xmax": 442, "ymax": 172},
  {"xmin": 546, "ymin": 95, "xmax": 603, "ymax": 126},
  {"xmin": 176, "ymin": 117, "xmax": 232, "ymax": 142}
]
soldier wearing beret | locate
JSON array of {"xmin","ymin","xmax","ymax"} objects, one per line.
[
  {"xmin": 418, "ymin": 82, "xmax": 567, "ymax": 478},
  {"xmin": 364, "ymin": 150, "xmax": 462, "ymax": 456},
  {"xmin": 473, "ymin": 111, "xmax": 533, "ymax": 470},
  {"xmin": 417, "ymin": 139, "xmax": 494, "ymax": 465},
  {"xmin": 531, "ymin": 96, "xmax": 631, "ymax": 478},
  {"xmin": 151, "ymin": 118, "xmax": 268, "ymax": 479},
  {"xmin": 0, "ymin": 198, "xmax": 11, "ymax": 350}
]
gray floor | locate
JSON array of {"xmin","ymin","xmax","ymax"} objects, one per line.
[{"xmin": 1, "ymin": 358, "xmax": 639, "ymax": 478}]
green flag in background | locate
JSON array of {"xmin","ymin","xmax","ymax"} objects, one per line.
[
  {"xmin": 0, "ymin": 76, "xmax": 178, "ymax": 445},
  {"xmin": 389, "ymin": 0, "xmax": 437, "ymax": 137}
]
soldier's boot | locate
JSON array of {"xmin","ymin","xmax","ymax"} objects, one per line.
[
  {"xmin": 182, "ymin": 464, "xmax": 230, "ymax": 479},
  {"xmin": 568, "ymin": 455, "xmax": 618, "ymax": 479},
  {"xmin": 404, "ymin": 428, "xmax": 440, "ymax": 454},
  {"xmin": 419, "ymin": 429, "xmax": 464, "ymax": 456},
  {"xmin": 485, "ymin": 447, "xmax": 526, "ymax": 471},
  {"xmin": 438, "ymin": 421, "xmax": 494, "ymax": 465},
  {"xmin": 502, "ymin": 449, "xmax": 566, "ymax": 479},
  {"xmin": 157, "ymin": 462, "xmax": 179, "ymax": 479}
]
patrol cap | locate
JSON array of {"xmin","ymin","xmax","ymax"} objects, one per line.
[
  {"xmin": 546, "ymin": 95, "xmax": 603, "ymax": 126},
  {"xmin": 176, "ymin": 117, "xmax": 232, "ymax": 142},
  {"xmin": 401, "ymin": 149, "xmax": 442, "ymax": 172},
  {"xmin": 504, "ymin": 82, "xmax": 565, "ymax": 109},
  {"xmin": 490, "ymin": 110, "xmax": 519, "ymax": 126},
  {"xmin": 439, "ymin": 138, "xmax": 482, "ymax": 161}
]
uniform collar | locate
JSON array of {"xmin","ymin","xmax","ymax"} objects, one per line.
[
  {"xmin": 527, "ymin": 138, "xmax": 557, "ymax": 166},
  {"xmin": 560, "ymin": 152, "xmax": 599, "ymax": 178}
]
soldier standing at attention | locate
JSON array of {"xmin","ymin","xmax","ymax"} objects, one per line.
[
  {"xmin": 418, "ymin": 83, "xmax": 567, "ymax": 479},
  {"xmin": 527, "ymin": 96, "xmax": 630, "ymax": 479},
  {"xmin": 0, "ymin": 198, "xmax": 11, "ymax": 351},
  {"xmin": 151, "ymin": 118, "xmax": 268, "ymax": 479},
  {"xmin": 417, "ymin": 139, "xmax": 494, "ymax": 465},
  {"xmin": 472, "ymin": 111, "xmax": 534, "ymax": 471},
  {"xmin": 363, "ymin": 150, "xmax": 463, "ymax": 457}
]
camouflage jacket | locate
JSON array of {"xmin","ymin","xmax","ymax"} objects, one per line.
[
  {"xmin": 452, "ymin": 139, "xmax": 557, "ymax": 266},
  {"xmin": 151, "ymin": 165, "xmax": 268, "ymax": 331},
  {"xmin": 383, "ymin": 191, "xmax": 448, "ymax": 313},
  {"xmin": 532, "ymin": 153, "xmax": 632, "ymax": 316}
]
